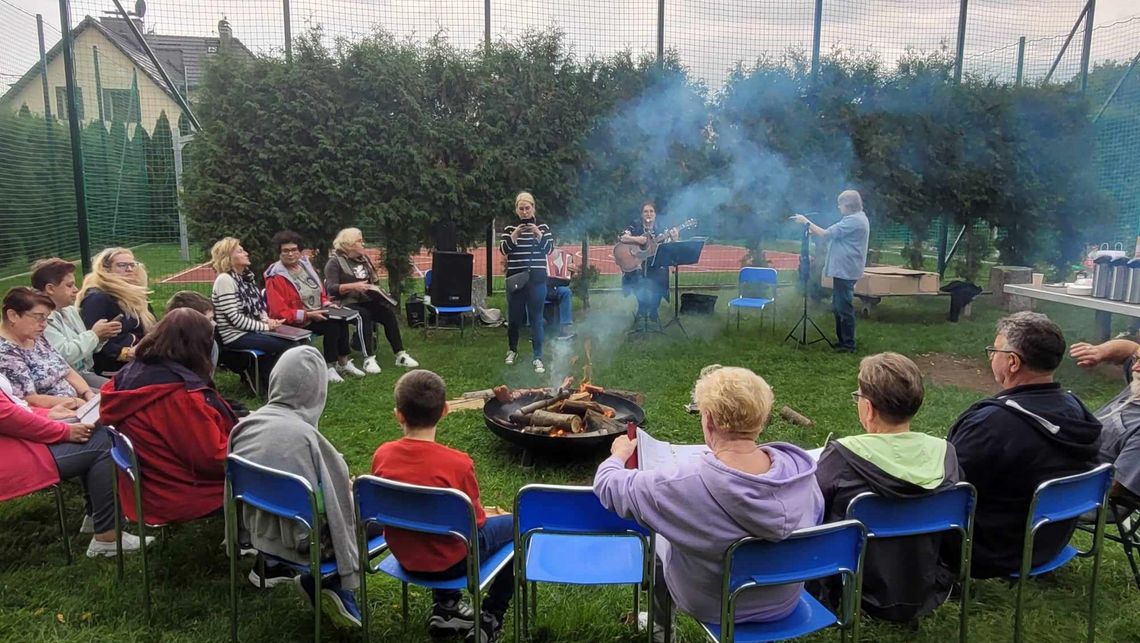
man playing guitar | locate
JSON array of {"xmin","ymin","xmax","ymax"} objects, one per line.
[{"xmin": 619, "ymin": 201, "xmax": 680, "ymax": 324}]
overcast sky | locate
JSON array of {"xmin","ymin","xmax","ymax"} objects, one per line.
[{"xmin": 3, "ymin": 0, "xmax": 1137, "ymax": 92}]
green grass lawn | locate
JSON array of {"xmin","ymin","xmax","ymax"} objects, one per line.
[{"xmin": 1, "ymin": 288, "xmax": 1137, "ymax": 642}]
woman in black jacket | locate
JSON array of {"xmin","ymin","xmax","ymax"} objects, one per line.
[{"xmin": 77, "ymin": 248, "xmax": 157, "ymax": 375}]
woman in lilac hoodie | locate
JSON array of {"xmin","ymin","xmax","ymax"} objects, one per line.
[{"xmin": 595, "ymin": 366, "xmax": 824, "ymax": 633}]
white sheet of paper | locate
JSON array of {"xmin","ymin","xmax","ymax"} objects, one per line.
[{"xmin": 635, "ymin": 427, "xmax": 709, "ymax": 471}]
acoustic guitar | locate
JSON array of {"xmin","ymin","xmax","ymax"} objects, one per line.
[{"xmin": 612, "ymin": 219, "xmax": 698, "ymax": 274}]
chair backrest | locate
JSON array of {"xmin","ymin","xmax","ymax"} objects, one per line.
[
  {"xmin": 425, "ymin": 269, "xmax": 433, "ymax": 290},
  {"xmin": 725, "ymin": 520, "xmax": 866, "ymax": 592},
  {"xmin": 738, "ymin": 267, "xmax": 778, "ymax": 286},
  {"xmin": 1029, "ymin": 463, "xmax": 1114, "ymax": 530},
  {"xmin": 515, "ymin": 484, "xmax": 650, "ymax": 538},
  {"xmin": 354, "ymin": 475, "xmax": 476, "ymax": 545},
  {"xmin": 106, "ymin": 426, "xmax": 140, "ymax": 484},
  {"xmin": 226, "ymin": 454, "xmax": 318, "ymax": 530},
  {"xmin": 847, "ymin": 482, "xmax": 976, "ymax": 539}
]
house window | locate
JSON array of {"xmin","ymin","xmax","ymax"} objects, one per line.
[
  {"xmin": 55, "ymin": 86, "xmax": 84, "ymax": 121},
  {"xmin": 102, "ymin": 89, "xmax": 141, "ymax": 124}
]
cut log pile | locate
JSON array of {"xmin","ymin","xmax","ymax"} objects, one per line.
[{"xmin": 493, "ymin": 379, "xmax": 635, "ymax": 438}]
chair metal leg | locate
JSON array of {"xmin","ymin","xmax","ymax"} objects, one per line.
[
  {"xmin": 138, "ymin": 516, "xmax": 151, "ymax": 620},
  {"xmin": 401, "ymin": 582, "xmax": 409, "ymax": 630},
  {"xmin": 530, "ymin": 581, "xmax": 537, "ymax": 621},
  {"xmin": 112, "ymin": 473, "xmax": 124, "ymax": 580},
  {"xmin": 1088, "ymin": 507, "xmax": 1108, "ymax": 643},
  {"xmin": 1013, "ymin": 533, "xmax": 1036, "ymax": 643},
  {"xmin": 1119, "ymin": 509, "xmax": 1140, "ymax": 591},
  {"xmin": 52, "ymin": 485, "xmax": 71, "ymax": 565},
  {"xmin": 661, "ymin": 591, "xmax": 673, "ymax": 643},
  {"xmin": 226, "ymin": 492, "xmax": 239, "ymax": 643},
  {"xmin": 310, "ymin": 560, "xmax": 321, "ymax": 643},
  {"xmin": 358, "ymin": 525, "xmax": 371, "ymax": 643}
]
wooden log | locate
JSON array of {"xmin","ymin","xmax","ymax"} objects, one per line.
[
  {"xmin": 604, "ymin": 389, "xmax": 646, "ymax": 406},
  {"xmin": 520, "ymin": 425, "xmax": 555, "ymax": 435},
  {"xmin": 493, "ymin": 385, "xmax": 512, "ymax": 404},
  {"xmin": 509, "ymin": 390, "xmax": 571, "ymax": 424},
  {"xmin": 779, "ymin": 405, "xmax": 814, "ymax": 427},
  {"xmin": 557, "ymin": 399, "xmax": 617, "ymax": 418},
  {"xmin": 585, "ymin": 409, "xmax": 625, "ymax": 434},
  {"xmin": 530, "ymin": 410, "xmax": 584, "ymax": 433},
  {"xmin": 462, "ymin": 389, "xmax": 495, "ymax": 400}
]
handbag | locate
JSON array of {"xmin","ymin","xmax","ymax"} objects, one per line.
[{"xmin": 506, "ymin": 270, "xmax": 530, "ymax": 293}]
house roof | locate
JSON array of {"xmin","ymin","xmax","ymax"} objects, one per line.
[{"xmin": 0, "ymin": 15, "xmax": 253, "ymax": 108}]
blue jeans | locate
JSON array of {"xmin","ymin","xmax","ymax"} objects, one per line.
[
  {"xmin": 508, "ymin": 278, "xmax": 547, "ymax": 360},
  {"xmin": 831, "ymin": 277, "xmax": 856, "ymax": 350},
  {"xmin": 423, "ymin": 514, "xmax": 515, "ymax": 618},
  {"xmin": 549, "ymin": 286, "xmax": 573, "ymax": 327}
]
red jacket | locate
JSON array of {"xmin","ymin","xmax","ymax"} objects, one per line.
[
  {"xmin": 0, "ymin": 386, "xmax": 71, "ymax": 501},
  {"xmin": 100, "ymin": 361, "xmax": 236, "ymax": 524},
  {"xmin": 264, "ymin": 259, "xmax": 330, "ymax": 326}
]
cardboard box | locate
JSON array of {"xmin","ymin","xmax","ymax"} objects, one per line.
[{"xmin": 822, "ymin": 266, "xmax": 940, "ymax": 296}]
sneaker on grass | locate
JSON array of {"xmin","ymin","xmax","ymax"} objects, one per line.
[
  {"xmin": 505, "ymin": 350, "xmax": 517, "ymax": 365},
  {"xmin": 86, "ymin": 532, "xmax": 154, "ymax": 558},
  {"xmin": 327, "ymin": 366, "xmax": 345, "ymax": 383},
  {"xmin": 533, "ymin": 359, "xmax": 545, "ymax": 374},
  {"xmin": 428, "ymin": 598, "xmax": 475, "ymax": 637},
  {"xmin": 336, "ymin": 360, "xmax": 366, "ymax": 378},
  {"xmin": 464, "ymin": 612, "xmax": 504, "ymax": 643},
  {"xmin": 321, "ymin": 586, "xmax": 362, "ymax": 629},
  {"xmin": 395, "ymin": 351, "xmax": 419, "ymax": 368},
  {"xmin": 248, "ymin": 559, "xmax": 298, "ymax": 588}
]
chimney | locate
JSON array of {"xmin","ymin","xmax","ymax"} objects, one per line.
[{"xmin": 218, "ymin": 18, "xmax": 232, "ymax": 50}]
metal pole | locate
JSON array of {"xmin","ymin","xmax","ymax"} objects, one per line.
[
  {"xmin": 172, "ymin": 132, "xmax": 191, "ymax": 260},
  {"xmin": 657, "ymin": 0, "xmax": 665, "ymax": 63},
  {"xmin": 283, "ymin": 0, "xmax": 292, "ymax": 63},
  {"xmin": 953, "ymin": 0, "xmax": 968, "ymax": 84},
  {"xmin": 1080, "ymin": 0, "xmax": 1096, "ymax": 93},
  {"xmin": 93, "ymin": 47, "xmax": 105, "ymax": 122},
  {"xmin": 484, "ymin": 0, "xmax": 491, "ymax": 51},
  {"xmin": 109, "ymin": 0, "xmax": 200, "ymax": 130},
  {"xmin": 580, "ymin": 238, "xmax": 590, "ymax": 311},
  {"xmin": 58, "ymin": 0, "xmax": 92, "ymax": 273},
  {"xmin": 485, "ymin": 222, "xmax": 494, "ymax": 297},
  {"xmin": 1015, "ymin": 36, "xmax": 1026, "ymax": 86},
  {"xmin": 811, "ymin": 0, "xmax": 823, "ymax": 83},
  {"xmin": 1044, "ymin": 0, "xmax": 1091, "ymax": 84},
  {"xmin": 1093, "ymin": 47, "xmax": 1140, "ymax": 123},
  {"xmin": 37, "ymin": 15, "xmax": 53, "ymax": 121}
]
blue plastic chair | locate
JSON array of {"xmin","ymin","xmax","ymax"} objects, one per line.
[
  {"xmin": 224, "ymin": 454, "xmax": 387, "ymax": 642},
  {"xmin": 513, "ymin": 484, "xmax": 655, "ymax": 643},
  {"xmin": 727, "ymin": 268, "xmax": 778, "ymax": 331},
  {"xmin": 847, "ymin": 482, "xmax": 977, "ymax": 643},
  {"xmin": 1011, "ymin": 463, "xmax": 1113, "ymax": 643},
  {"xmin": 684, "ymin": 520, "xmax": 866, "ymax": 643},
  {"xmin": 424, "ymin": 269, "xmax": 476, "ymax": 337},
  {"xmin": 219, "ymin": 347, "xmax": 265, "ymax": 397},
  {"xmin": 354, "ymin": 475, "xmax": 514, "ymax": 643}
]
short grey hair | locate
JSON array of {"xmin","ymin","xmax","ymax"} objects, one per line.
[
  {"xmin": 838, "ymin": 189, "xmax": 863, "ymax": 214},
  {"xmin": 995, "ymin": 311, "xmax": 1065, "ymax": 372}
]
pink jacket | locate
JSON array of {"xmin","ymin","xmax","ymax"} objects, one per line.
[{"xmin": 0, "ymin": 382, "xmax": 70, "ymax": 501}]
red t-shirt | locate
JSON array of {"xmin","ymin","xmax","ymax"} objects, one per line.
[{"xmin": 371, "ymin": 437, "xmax": 487, "ymax": 572}]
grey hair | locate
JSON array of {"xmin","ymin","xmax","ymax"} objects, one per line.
[
  {"xmin": 995, "ymin": 311, "xmax": 1065, "ymax": 372},
  {"xmin": 838, "ymin": 189, "xmax": 863, "ymax": 214}
]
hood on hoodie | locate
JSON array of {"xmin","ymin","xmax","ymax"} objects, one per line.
[
  {"xmin": 836, "ymin": 432, "xmax": 950, "ymax": 492},
  {"xmin": 265, "ymin": 345, "xmax": 328, "ymax": 428},
  {"xmin": 983, "ymin": 383, "xmax": 1102, "ymax": 455},
  {"xmin": 264, "ymin": 257, "xmax": 321, "ymax": 283},
  {"xmin": 101, "ymin": 359, "xmax": 214, "ymax": 420},
  {"xmin": 700, "ymin": 442, "xmax": 823, "ymax": 539}
]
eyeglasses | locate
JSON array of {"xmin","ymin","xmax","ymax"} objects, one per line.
[
  {"xmin": 280, "ymin": 247, "xmax": 301, "ymax": 255},
  {"xmin": 22, "ymin": 312, "xmax": 49, "ymax": 323},
  {"xmin": 113, "ymin": 261, "xmax": 139, "ymax": 270},
  {"xmin": 850, "ymin": 390, "xmax": 865, "ymax": 405},
  {"xmin": 985, "ymin": 346, "xmax": 1020, "ymax": 359}
]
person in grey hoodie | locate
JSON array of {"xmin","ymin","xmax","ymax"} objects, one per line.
[
  {"xmin": 228, "ymin": 345, "xmax": 363, "ymax": 629},
  {"xmin": 595, "ymin": 366, "xmax": 824, "ymax": 634}
]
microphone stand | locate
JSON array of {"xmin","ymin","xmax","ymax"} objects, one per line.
[{"xmin": 784, "ymin": 222, "xmax": 834, "ymax": 348}]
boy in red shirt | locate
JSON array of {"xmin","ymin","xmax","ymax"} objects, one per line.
[{"xmin": 371, "ymin": 370, "xmax": 514, "ymax": 643}]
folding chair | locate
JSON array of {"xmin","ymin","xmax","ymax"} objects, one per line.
[
  {"xmin": 727, "ymin": 268, "xmax": 777, "ymax": 332},
  {"xmin": 513, "ymin": 484, "xmax": 655, "ymax": 643},
  {"xmin": 424, "ymin": 269, "xmax": 476, "ymax": 338},
  {"xmin": 353, "ymin": 475, "xmax": 514, "ymax": 643},
  {"xmin": 675, "ymin": 520, "xmax": 866, "ymax": 643},
  {"xmin": 1011, "ymin": 463, "xmax": 1113, "ymax": 643},
  {"xmin": 106, "ymin": 426, "xmax": 164, "ymax": 619},
  {"xmin": 1106, "ymin": 492, "xmax": 1140, "ymax": 591},
  {"xmin": 847, "ymin": 482, "xmax": 977, "ymax": 643},
  {"xmin": 225, "ymin": 454, "xmax": 386, "ymax": 643}
]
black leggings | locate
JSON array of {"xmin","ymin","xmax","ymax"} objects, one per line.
[
  {"xmin": 349, "ymin": 301, "xmax": 404, "ymax": 355},
  {"xmin": 306, "ymin": 318, "xmax": 351, "ymax": 364}
]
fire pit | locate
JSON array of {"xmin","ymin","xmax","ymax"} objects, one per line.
[{"xmin": 483, "ymin": 379, "xmax": 646, "ymax": 455}]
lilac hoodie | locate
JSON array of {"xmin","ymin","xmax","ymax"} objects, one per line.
[{"xmin": 594, "ymin": 443, "xmax": 824, "ymax": 624}]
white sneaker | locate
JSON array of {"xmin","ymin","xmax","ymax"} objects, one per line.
[
  {"xmin": 336, "ymin": 361, "xmax": 366, "ymax": 378},
  {"xmin": 533, "ymin": 359, "xmax": 545, "ymax": 374},
  {"xmin": 86, "ymin": 532, "xmax": 155, "ymax": 558},
  {"xmin": 505, "ymin": 350, "xmax": 517, "ymax": 365},
  {"xmin": 395, "ymin": 351, "xmax": 419, "ymax": 368},
  {"xmin": 79, "ymin": 514, "xmax": 95, "ymax": 534},
  {"xmin": 327, "ymin": 366, "xmax": 345, "ymax": 383},
  {"xmin": 362, "ymin": 356, "xmax": 382, "ymax": 374}
]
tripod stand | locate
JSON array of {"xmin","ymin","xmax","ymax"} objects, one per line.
[
  {"xmin": 784, "ymin": 223, "xmax": 834, "ymax": 348},
  {"xmin": 657, "ymin": 239, "xmax": 706, "ymax": 338}
]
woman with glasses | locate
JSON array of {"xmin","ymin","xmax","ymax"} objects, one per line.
[
  {"xmin": 0, "ymin": 287, "xmax": 97, "ymax": 409},
  {"xmin": 77, "ymin": 247, "xmax": 156, "ymax": 375},
  {"xmin": 265, "ymin": 230, "xmax": 364, "ymax": 382}
]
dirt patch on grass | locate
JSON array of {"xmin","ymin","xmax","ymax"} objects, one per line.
[{"xmin": 915, "ymin": 352, "xmax": 1000, "ymax": 394}]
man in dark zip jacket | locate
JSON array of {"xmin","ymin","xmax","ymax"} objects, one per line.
[
  {"xmin": 815, "ymin": 352, "xmax": 961, "ymax": 623},
  {"xmin": 947, "ymin": 312, "xmax": 1102, "ymax": 579}
]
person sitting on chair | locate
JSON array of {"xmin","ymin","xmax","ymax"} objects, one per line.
[
  {"xmin": 595, "ymin": 366, "xmax": 823, "ymax": 636},
  {"xmin": 1070, "ymin": 338, "xmax": 1140, "ymax": 501},
  {"xmin": 32, "ymin": 258, "xmax": 120, "ymax": 388},
  {"xmin": 620, "ymin": 201, "xmax": 677, "ymax": 325},
  {"xmin": 229, "ymin": 345, "xmax": 364, "ymax": 629},
  {"xmin": 947, "ymin": 312, "xmax": 1101, "ymax": 578},
  {"xmin": 813, "ymin": 352, "xmax": 961, "ymax": 623},
  {"xmin": 546, "ymin": 242, "xmax": 577, "ymax": 341},
  {"xmin": 77, "ymin": 247, "xmax": 156, "ymax": 375},
  {"xmin": 265, "ymin": 230, "xmax": 364, "ymax": 383}
]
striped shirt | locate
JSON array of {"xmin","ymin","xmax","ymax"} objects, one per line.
[
  {"xmin": 211, "ymin": 271, "xmax": 269, "ymax": 345},
  {"xmin": 500, "ymin": 222, "xmax": 554, "ymax": 276}
]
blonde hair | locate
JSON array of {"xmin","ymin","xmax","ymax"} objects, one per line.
[
  {"xmin": 209, "ymin": 237, "xmax": 242, "ymax": 274},
  {"xmin": 692, "ymin": 366, "xmax": 774, "ymax": 437},
  {"xmin": 858, "ymin": 352, "xmax": 924, "ymax": 424},
  {"xmin": 333, "ymin": 228, "xmax": 363, "ymax": 252},
  {"xmin": 77, "ymin": 247, "xmax": 156, "ymax": 331},
  {"xmin": 515, "ymin": 192, "xmax": 535, "ymax": 207}
]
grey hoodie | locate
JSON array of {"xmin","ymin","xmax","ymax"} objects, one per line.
[
  {"xmin": 594, "ymin": 443, "xmax": 824, "ymax": 624},
  {"xmin": 228, "ymin": 345, "xmax": 361, "ymax": 588}
]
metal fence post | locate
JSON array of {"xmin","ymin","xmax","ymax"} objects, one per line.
[
  {"xmin": 485, "ymin": 0, "xmax": 493, "ymax": 297},
  {"xmin": 811, "ymin": 0, "xmax": 823, "ymax": 83},
  {"xmin": 58, "ymin": 0, "xmax": 92, "ymax": 273},
  {"xmin": 1016, "ymin": 36, "xmax": 1026, "ymax": 87},
  {"xmin": 283, "ymin": 0, "xmax": 292, "ymax": 63},
  {"xmin": 657, "ymin": 0, "xmax": 664, "ymax": 63},
  {"xmin": 938, "ymin": 0, "xmax": 969, "ymax": 277},
  {"xmin": 37, "ymin": 15, "xmax": 54, "ymax": 122},
  {"xmin": 1080, "ymin": 0, "xmax": 1096, "ymax": 93}
]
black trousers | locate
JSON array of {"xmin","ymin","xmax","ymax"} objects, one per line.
[
  {"xmin": 306, "ymin": 318, "xmax": 351, "ymax": 364},
  {"xmin": 348, "ymin": 301, "xmax": 404, "ymax": 355}
]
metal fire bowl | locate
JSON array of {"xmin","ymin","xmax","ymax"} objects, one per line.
[{"xmin": 483, "ymin": 391, "xmax": 646, "ymax": 455}]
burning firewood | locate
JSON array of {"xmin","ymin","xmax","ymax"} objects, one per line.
[
  {"xmin": 554, "ymin": 399, "xmax": 617, "ymax": 418},
  {"xmin": 585, "ymin": 409, "xmax": 625, "ymax": 434},
  {"xmin": 529, "ymin": 410, "xmax": 584, "ymax": 433},
  {"xmin": 509, "ymin": 389, "xmax": 572, "ymax": 424}
]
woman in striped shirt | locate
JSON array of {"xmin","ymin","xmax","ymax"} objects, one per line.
[
  {"xmin": 499, "ymin": 191, "xmax": 554, "ymax": 374},
  {"xmin": 209, "ymin": 238, "xmax": 294, "ymax": 388}
]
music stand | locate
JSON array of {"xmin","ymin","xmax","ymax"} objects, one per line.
[
  {"xmin": 651, "ymin": 238, "xmax": 706, "ymax": 338},
  {"xmin": 784, "ymin": 223, "xmax": 834, "ymax": 348}
]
